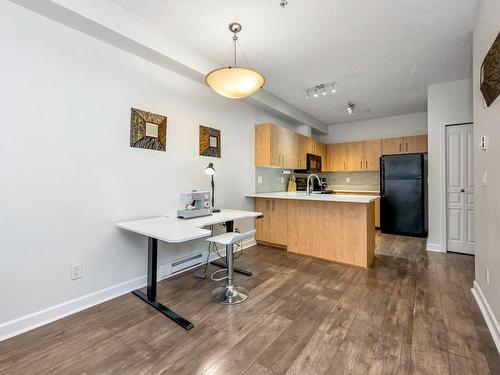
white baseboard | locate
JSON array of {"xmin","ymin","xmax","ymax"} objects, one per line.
[
  {"xmin": 0, "ymin": 275, "xmax": 146, "ymax": 342},
  {"xmin": 472, "ymin": 280, "xmax": 500, "ymax": 354},
  {"xmin": 0, "ymin": 237, "xmax": 258, "ymax": 342},
  {"xmin": 426, "ymin": 242, "xmax": 445, "ymax": 252}
]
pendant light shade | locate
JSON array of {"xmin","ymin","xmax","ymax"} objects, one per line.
[
  {"xmin": 206, "ymin": 67, "xmax": 265, "ymax": 99},
  {"xmin": 206, "ymin": 23, "xmax": 265, "ymax": 99}
]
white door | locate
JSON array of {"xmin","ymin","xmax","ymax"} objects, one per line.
[{"xmin": 446, "ymin": 124, "xmax": 474, "ymax": 254}]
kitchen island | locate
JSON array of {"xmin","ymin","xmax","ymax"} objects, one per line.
[{"xmin": 246, "ymin": 192, "xmax": 379, "ymax": 269}]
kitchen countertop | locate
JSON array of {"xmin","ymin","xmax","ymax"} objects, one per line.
[
  {"xmin": 246, "ymin": 191, "xmax": 379, "ymax": 203},
  {"xmin": 334, "ymin": 189, "xmax": 380, "ymax": 194}
]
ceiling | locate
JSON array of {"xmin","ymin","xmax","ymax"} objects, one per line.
[{"xmin": 111, "ymin": 0, "xmax": 478, "ymax": 125}]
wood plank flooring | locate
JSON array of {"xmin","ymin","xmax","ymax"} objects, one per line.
[{"xmin": 0, "ymin": 233, "xmax": 499, "ymax": 374}]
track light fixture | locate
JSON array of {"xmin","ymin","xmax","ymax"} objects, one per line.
[
  {"xmin": 305, "ymin": 82, "xmax": 337, "ymax": 100},
  {"xmin": 346, "ymin": 102, "xmax": 356, "ymax": 115}
]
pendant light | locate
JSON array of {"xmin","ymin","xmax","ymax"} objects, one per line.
[{"xmin": 205, "ymin": 22, "xmax": 265, "ymax": 99}]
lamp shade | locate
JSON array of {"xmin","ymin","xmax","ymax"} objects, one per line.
[
  {"xmin": 205, "ymin": 163, "xmax": 215, "ymax": 175},
  {"xmin": 205, "ymin": 67, "xmax": 265, "ymax": 99}
]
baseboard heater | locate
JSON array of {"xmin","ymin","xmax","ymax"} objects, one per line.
[{"xmin": 160, "ymin": 250, "xmax": 209, "ymax": 279}]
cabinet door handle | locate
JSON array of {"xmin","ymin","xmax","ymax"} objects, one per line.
[
  {"xmin": 405, "ymin": 142, "xmax": 408, "ymax": 152},
  {"xmin": 365, "ymin": 161, "xmax": 368, "ymax": 169},
  {"xmin": 360, "ymin": 161, "xmax": 362, "ymax": 169},
  {"xmin": 272, "ymin": 200, "xmax": 275, "ymax": 211},
  {"xmin": 266, "ymin": 200, "xmax": 269, "ymax": 210},
  {"xmin": 344, "ymin": 161, "xmax": 346, "ymax": 170},
  {"xmin": 399, "ymin": 143, "xmax": 402, "ymax": 152}
]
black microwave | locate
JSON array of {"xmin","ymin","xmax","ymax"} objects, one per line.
[{"xmin": 294, "ymin": 153, "xmax": 322, "ymax": 173}]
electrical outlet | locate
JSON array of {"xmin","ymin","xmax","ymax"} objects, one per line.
[
  {"xmin": 346, "ymin": 177, "xmax": 351, "ymax": 183},
  {"xmin": 485, "ymin": 267, "xmax": 490, "ymax": 286},
  {"xmin": 281, "ymin": 177, "xmax": 285, "ymax": 183},
  {"xmin": 71, "ymin": 264, "xmax": 83, "ymax": 280},
  {"xmin": 257, "ymin": 175, "xmax": 263, "ymax": 184}
]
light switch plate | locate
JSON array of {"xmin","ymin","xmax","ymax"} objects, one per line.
[{"xmin": 482, "ymin": 170, "xmax": 488, "ymax": 186}]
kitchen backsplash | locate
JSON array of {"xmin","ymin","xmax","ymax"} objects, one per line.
[
  {"xmin": 255, "ymin": 167, "xmax": 288, "ymax": 193},
  {"xmin": 255, "ymin": 168, "xmax": 380, "ymax": 193},
  {"xmin": 324, "ymin": 171, "xmax": 380, "ymax": 191}
]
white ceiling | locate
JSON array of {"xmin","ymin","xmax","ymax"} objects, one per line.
[{"xmin": 111, "ymin": 0, "xmax": 478, "ymax": 125}]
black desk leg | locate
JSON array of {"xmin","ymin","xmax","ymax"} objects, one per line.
[
  {"xmin": 210, "ymin": 220, "xmax": 253, "ymax": 277},
  {"xmin": 132, "ymin": 237, "xmax": 193, "ymax": 331}
]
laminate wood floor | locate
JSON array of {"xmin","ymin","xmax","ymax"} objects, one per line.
[{"xmin": 1, "ymin": 233, "xmax": 499, "ymax": 374}]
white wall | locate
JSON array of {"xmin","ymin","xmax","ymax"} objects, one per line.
[
  {"xmin": 319, "ymin": 112, "xmax": 427, "ymax": 143},
  {"xmin": 0, "ymin": 2, "xmax": 294, "ymax": 338},
  {"xmin": 472, "ymin": 0, "xmax": 500, "ymax": 348},
  {"xmin": 426, "ymin": 79, "xmax": 473, "ymax": 252}
]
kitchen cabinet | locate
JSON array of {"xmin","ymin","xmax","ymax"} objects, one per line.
[
  {"xmin": 403, "ymin": 135, "xmax": 428, "ymax": 153},
  {"xmin": 382, "ymin": 135, "xmax": 427, "ymax": 155},
  {"xmin": 328, "ymin": 143, "xmax": 348, "ymax": 172},
  {"xmin": 363, "ymin": 139, "xmax": 382, "ymax": 171},
  {"xmin": 255, "ymin": 123, "xmax": 327, "ymax": 170},
  {"xmin": 343, "ymin": 192, "xmax": 380, "ymax": 228},
  {"xmin": 255, "ymin": 123, "xmax": 283, "ymax": 167},
  {"xmin": 347, "ymin": 142, "xmax": 364, "ymax": 171},
  {"xmin": 255, "ymin": 198, "xmax": 287, "ymax": 246}
]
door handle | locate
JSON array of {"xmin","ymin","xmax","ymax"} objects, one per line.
[
  {"xmin": 399, "ymin": 143, "xmax": 402, "ymax": 152},
  {"xmin": 365, "ymin": 161, "xmax": 368, "ymax": 169},
  {"xmin": 360, "ymin": 161, "xmax": 362, "ymax": 169},
  {"xmin": 406, "ymin": 142, "xmax": 408, "ymax": 152}
]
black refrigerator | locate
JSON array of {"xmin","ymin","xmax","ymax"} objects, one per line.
[{"xmin": 380, "ymin": 153, "xmax": 428, "ymax": 237}]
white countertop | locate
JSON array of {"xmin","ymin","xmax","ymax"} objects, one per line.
[
  {"xmin": 333, "ymin": 189, "xmax": 380, "ymax": 194},
  {"xmin": 117, "ymin": 209, "xmax": 261, "ymax": 243},
  {"xmin": 246, "ymin": 191, "xmax": 379, "ymax": 203}
]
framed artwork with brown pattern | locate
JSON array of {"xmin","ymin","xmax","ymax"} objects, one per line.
[
  {"xmin": 199, "ymin": 126, "xmax": 221, "ymax": 158},
  {"xmin": 480, "ymin": 31, "xmax": 500, "ymax": 107},
  {"xmin": 130, "ymin": 108, "xmax": 167, "ymax": 151}
]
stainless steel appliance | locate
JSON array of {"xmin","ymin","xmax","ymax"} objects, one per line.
[
  {"xmin": 380, "ymin": 154, "xmax": 428, "ymax": 237},
  {"xmin": 294, "ymin": 153, "xmax": 322, "ymax": 174},
  {"xmin": 296, "ymin": 176, "xmax": 328, "ymax": 192},
  {"xmin": 177, "ymin": 191, "xmax": 213, "ymax": 219}
]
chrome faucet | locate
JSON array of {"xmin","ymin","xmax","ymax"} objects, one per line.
[{"xmin": 306, "ymin": 174, "xmax": 321, "ymax": 196}]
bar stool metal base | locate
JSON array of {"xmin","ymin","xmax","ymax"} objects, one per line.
[{"xmin": 210, "ymin": 285, "xmax": 249, "ymax": 305}]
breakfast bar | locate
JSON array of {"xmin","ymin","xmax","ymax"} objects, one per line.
[{"xmin": 246, "ymin": 192, "xmax": 378, "ymax": 269}]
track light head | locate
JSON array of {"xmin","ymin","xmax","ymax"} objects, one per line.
[{"xmin": 346, "ymin": 102, "xmax": 355, "ymax": 115}]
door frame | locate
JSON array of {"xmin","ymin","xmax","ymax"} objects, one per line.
[{"xmin": 441, "ymin": 121, "xmax": 473, "ymax": 254}]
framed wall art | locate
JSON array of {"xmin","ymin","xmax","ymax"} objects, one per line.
[
  {"xmin": 480, "ymin": 31, "xmax": 500, "ymax": 107},
  {"xmin": 199, "ymin": 125, "xmax": 221, "ymax": 158},
  {"xmin": 130, "ymin": 108, "xmax": 167, "ymax": 151}
]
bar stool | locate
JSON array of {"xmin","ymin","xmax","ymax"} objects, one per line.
[{"xmin": 206, "ymin": 229, "xmax": 256, "ymax": 305}]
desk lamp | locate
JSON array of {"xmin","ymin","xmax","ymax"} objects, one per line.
[{"xmin": 205, "ymin": 163, "xmax": 221, "ymax": 213}]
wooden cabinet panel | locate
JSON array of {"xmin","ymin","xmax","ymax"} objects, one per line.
[
  {"xmin": 255, "ymin": 198, "xmax": 272, "ymax": 242},
  {"xmin": 347, "ymin": 142, "xmax": 364, "ymax": 171},
  {"xmin": 270, "ymin": 199, "xmax": 288, "ymax": 245},
  {"xmin": 374, "ymin": 198, "xmax": 380, "ymax": 228},
  {"xmin": 297, "ymin": 134, "xmax": 309, "ymax": 169},
  {"xmin": 255, "ymin": 198, "xmax": 287, "ymax": 246},
  {"xmin": 382, "ymin": 137, "xmax": 404, "ymax": 155},
  {"xmin": 363, "ymin": 139, "xmax": 382, "ymax": 171},
  {"xmin": 403, "ymin": 135, "xmax": 428, "ymax": 153},
  {"xmin": 330, "ymin": 143, "xmax": 348, "ymax": 172}
]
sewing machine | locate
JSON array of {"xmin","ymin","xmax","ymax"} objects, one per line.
[{"xmin": 177, "ymin": 191, "xmax": 213, "ymax": 219}]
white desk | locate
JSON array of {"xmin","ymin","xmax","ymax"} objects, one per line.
[{"xmin": 117, "ymin": 209, "xmax": 262, "ymax": 330}]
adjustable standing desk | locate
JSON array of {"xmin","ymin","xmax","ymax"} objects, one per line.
[{"xmin": 117, "ymin": 209, "xmax": 262, "ymax": 330}]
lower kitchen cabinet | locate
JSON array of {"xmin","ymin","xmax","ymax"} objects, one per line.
[{"xmin": 255, "ymin": 198, "xmax": 287, "ymax": 246}]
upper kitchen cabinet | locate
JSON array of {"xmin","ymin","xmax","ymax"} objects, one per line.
[
  {"xmin": 382, "ymin": 135, "xmax": 427, "ymax": 155},
  {"xmin": 255, "ymin": 123, "xmax": 283, "ymax": 167},
  {"xmin": 347, "ymin": 142, "xmax": 364, "ymax": 171},
  {"xmin": 327, "ymin": 143, "xmax": 348, "ymax": 172},
  {"xmin": 403, "ymin": 135, "xmax": 428, "ymax": 153},
  {"xmin": 363, "ymin": 139, "xmax": 382, "ymax": 171},
  {"xmin": 382, "ymin": 137, "xmax": 404, "ymax": 155}
]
